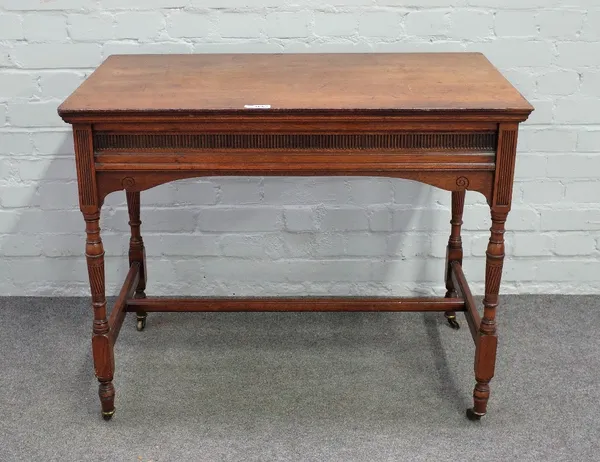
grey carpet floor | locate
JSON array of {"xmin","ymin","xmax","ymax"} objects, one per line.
[{"xmin": 0, "ymin": 295, "xmax": 598, "ymax": 462}]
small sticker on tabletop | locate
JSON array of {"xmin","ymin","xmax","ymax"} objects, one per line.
[{"xmin": 244, "ymin": 104, "xmax": 271, "ymax": 109}]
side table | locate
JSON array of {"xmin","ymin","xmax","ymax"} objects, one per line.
[{"xmin": 58, "ymin": 53, "xmax": 533, "ymax": 420}]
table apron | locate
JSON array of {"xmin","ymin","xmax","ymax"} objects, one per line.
[{"xmin": 94, "ymin": 168, "xmax": 495, "ymax": 205}]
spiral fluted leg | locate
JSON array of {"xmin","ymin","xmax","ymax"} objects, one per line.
[
  {"xmin": 467, "ymin": 209, "xmax": 506, "ymax": 420},
  {"xmin": 444, "ymin": 190, "xmax": 465, "ymax": 329},
  {"xmin": 126, "ymin": 191, "xmax": 148, "ymax": 331},
  {"xmin": 84, "ymin": 211, "xmax": 116, "ymax": 420}
]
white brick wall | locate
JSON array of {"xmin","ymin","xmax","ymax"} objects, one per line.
[{"xmin": 0, "ymin": 1, "xmax": 599, "ymax": 297}]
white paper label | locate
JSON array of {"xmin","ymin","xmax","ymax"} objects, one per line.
[{"xmin": 244, "ymin": 104, "xmax": 271, "ymax": 109}]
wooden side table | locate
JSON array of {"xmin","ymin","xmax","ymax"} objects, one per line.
[{"xmin": 58, "ymin": 53, "xmax": 533, "ymax": 421}]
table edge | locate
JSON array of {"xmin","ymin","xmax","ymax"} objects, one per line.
[{"xmin": 58, "ymin": 107, "xmax": 534, "ymax": 125}]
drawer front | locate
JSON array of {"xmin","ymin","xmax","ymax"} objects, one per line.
[
  {"xmin": 91, "ymin": 126, "xmax": 500, "ymax": 204},
  {"xmin": 92, "ymin": 129, "xmax": 498, "ymax": 175}
]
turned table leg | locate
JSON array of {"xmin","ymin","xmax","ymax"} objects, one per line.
[
  {"xmin": 444, "ymin": 190, "xmax": 465, "ymax": 329},
  {"xmin": 467, "ymin": 208, "xmax": 507, "ymax": 420},
  {"xmin": 126, "ymin": 191, "xmax": 148, "ymax": 331},
  {"xmin": 84, "ymin": 210, "xmax": 116, "ymax": 420}
]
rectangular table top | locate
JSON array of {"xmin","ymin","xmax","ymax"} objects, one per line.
[{"xmin": 58, "ymin": 53, "xmax": 533, "ymax": 120}]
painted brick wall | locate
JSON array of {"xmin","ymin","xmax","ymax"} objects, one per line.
[{"xmin": 0, "ymin": 1, "xmax": 599, "ymax": 296}]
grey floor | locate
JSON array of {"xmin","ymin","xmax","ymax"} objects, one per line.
[{"xmin": 0, "ymin": 295, "xmax": 598, "ymax": 462}]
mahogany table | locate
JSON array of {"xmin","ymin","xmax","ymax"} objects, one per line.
[{"xmin": 58, "ymin": 53, "xmax": 533, "ymax": 421}]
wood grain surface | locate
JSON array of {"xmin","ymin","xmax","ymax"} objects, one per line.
[{"xmin": 58, "ymin": 53, "xmax": 533, "ymax": 117}]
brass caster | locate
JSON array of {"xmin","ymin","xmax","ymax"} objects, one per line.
[
  {"xmin": 466, "ymin": 408, "xmax": 484, "ymax": 421},
  {"xmin": 102, "ymin": 409, "xmax": 116, "ymax": 421},
  {"xmin": 445, "ymin": 314, "xmax": 460, "ymax": 330},
  {"xmin": 136, "ymin": 317, "xmax": 146, "ymax": 331}
]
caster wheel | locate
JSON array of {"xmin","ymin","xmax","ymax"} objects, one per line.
[
  {"xmin": 102, "ymin": 409, "xmax": 115, "ymax": 421},
  {"xmin": 466, "ymin": 408, "xmax": 483, "ymax": 421},
  {"xmin": 446, "ymin": 315, "xmax": 460, "ymax": 330},
  {"xmin": 136, "ymin": 318, "xmax": 146, "ymax": 331}
]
